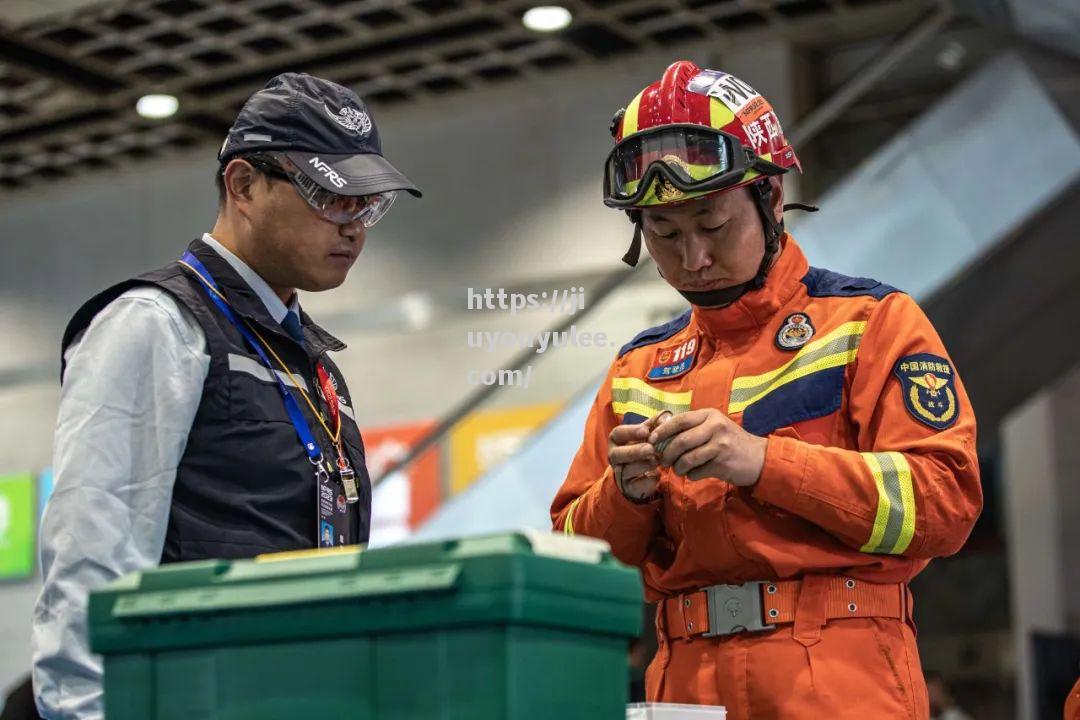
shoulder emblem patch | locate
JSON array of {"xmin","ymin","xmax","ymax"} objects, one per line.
[
  {"xmin": 776, "ymin": 312, "xmax": 814, "ymax": 350},
  {"xmin": 648, "ymin": 334, "xmax": 698, "ymax": 381},
  {"xmin": 894, "ymin": 353, "xmax": 958, "ymax": 430}
]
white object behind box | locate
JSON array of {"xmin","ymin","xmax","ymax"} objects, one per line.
[{"xmin": 627, "ymin": 703, "xmax": 727, "ymax": 719}]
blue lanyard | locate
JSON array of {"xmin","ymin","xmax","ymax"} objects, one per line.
[{"xmin": 179, "ymin": 251, "xmax": 323, "ymax": 463}]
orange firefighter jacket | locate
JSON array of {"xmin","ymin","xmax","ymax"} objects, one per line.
[
  {"xmin": 551, "ymin": 235, "xmax": 982, "ymax": 599},
  {"xmin": 1066, "ymin": 675, "xmax": 1080, "ymax": 720}
]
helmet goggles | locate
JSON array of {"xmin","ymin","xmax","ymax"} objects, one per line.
[
  {"xmin": 244, "ymin": 151, "xmax": 397, "ymax": 227},
  {"xmin": 603, "ymin": 124, "xmax": 787, "ymax": 208}
]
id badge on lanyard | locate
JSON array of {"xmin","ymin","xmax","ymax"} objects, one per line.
[
  {"xmin": 316, "ymin": 460, "xmax": 352, "ymax": 548},
  {"xmin": 315, "ymin": 365, "xmax": 359, "ymax": 548}
]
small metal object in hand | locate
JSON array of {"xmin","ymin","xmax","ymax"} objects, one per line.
[{"xmin": 652, "ymin": 412, "xmax": 676, "ymax": 456}]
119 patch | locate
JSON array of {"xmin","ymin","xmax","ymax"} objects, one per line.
[
  {"xmin": 648, "ymin": 335, "xmax": 698, "ymax": 381},
  {"xmin": 894, "ymin": 353, "xmax": 959, "ymax": 430}
]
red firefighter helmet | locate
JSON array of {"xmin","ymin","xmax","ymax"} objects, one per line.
[{"xmin": 605, "ymin": 60, "xmax": 800, "ymax": 209}]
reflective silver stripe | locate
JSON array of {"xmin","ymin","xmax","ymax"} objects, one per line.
[
  {"xmin": 610, "ymin": 377, "xmax": 692, "ymax": 418},
  {"xmin": 227, "ymin": 353, "xmax": 309, "ymax": 392},
  {"xmin": 876, "ymin": 452, "xmax": 906, "ymax": 553},
  {"xmin": 611, "ymin": 386, "xmax": 690, "ymax": 415},
  {"xmin": 338, "ymin": 402, "xmax": 355, "ymax": 422},
  {"xmin": 860, "ymin": 451, "xmax": 916, "ymax": 555}
]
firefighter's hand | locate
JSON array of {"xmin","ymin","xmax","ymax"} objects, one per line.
[
  {"xmin": 647, "ymin": 408, "xmax": 767, "ymax": 486},
  {"xmin": 608, "ymin": 412, "xmax": 670, "ymax": 502}
]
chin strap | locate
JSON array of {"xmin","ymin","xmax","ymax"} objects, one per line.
[
  {"xmin": 622, "ymin": 211, "xmax": 643, "ymax": 266},
  {"xmin": 675, "ymin": 280, "xmax": 751, "ymax": 308},
  {"xmin": 747, "ymin": 180, "xmax": 784, "ymax": 290}
]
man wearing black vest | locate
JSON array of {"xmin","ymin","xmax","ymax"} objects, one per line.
[{"xmin": 32, "ymin": 73, "xmax": 421, "ymax": 720}]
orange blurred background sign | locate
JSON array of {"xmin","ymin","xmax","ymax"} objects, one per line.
[
  {"xmin": 361, "ymin": 420, "xmax": 441, "ymax": 546},
  {"xmin": 448, "ymin": 403, "xmax": 562, "ymax": 496}
]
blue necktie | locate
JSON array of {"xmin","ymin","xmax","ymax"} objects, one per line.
[{"xmin": 281, "ymin": 311, "xmax": 304, "ymax": 347}]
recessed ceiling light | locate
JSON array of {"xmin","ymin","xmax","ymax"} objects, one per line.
[
  {"xmin": 136, "ymin": 94, "xmax": 179, "ymax": 119},
  {"xmin": 522, "ymin": 6, "xmax": 572, "ymax": 32}
]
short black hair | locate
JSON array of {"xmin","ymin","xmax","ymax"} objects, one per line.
[{"xmin": 215, "ymin": 163, "xmax": 226, "ymax": 206}]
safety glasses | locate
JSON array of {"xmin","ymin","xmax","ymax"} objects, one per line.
[
  {"xmin": 603, "ymin": 124, "xmax": 787, "ymax": 208},
  {"xmin": 243, "ymin": 153, "xmax": 397, "ymax": 227}
]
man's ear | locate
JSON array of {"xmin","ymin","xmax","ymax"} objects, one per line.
[
  {"xmin": 223, "ymin": 159, "xmax": 258, "ymax": 208},
  {"xmin": 769, "ymin": 175, "xmax": 784, "ymax": 224}
]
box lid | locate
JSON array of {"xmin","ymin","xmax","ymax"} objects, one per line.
[
  {"xmin": 627, "ymin": 704, "xmax": 727, "ymax": 719},
  {"xmin": 89, "ymin": 532, "xmax": 642, "ymax": 654}
]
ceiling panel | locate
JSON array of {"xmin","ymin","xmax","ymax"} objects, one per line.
[{"xmin": 0, "ymin": 0, "xmax": 939, "ymax": 190}]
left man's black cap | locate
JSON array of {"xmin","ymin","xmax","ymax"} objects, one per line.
[{"xmin": 219, "ymin": 72, "xmax": 421, "ymax": 198}]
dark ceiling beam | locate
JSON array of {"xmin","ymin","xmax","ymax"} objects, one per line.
[
  {"xmin": 0, "ymin": 107, "xmax": 118, "ymax": 146},
  {"xmin": 0, "ymin": 26, "xmax": 126, "ymax": 94},
  {"xmin": 185, "ymin": 14, "xmax": 504, "ymax": 97}
]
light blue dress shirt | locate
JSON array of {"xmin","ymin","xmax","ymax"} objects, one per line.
[{"xmin": 33, "ymin": 234, "xmax": 299, "ymax": 719}]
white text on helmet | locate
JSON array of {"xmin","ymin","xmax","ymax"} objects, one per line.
[
  {"xmin": 308, "ymin": 157, "xmax": 348, "ymax": 189},
  {"xmin": 711, "ymin": 74, "xmax": 756, "ymax": 107},
  {"xmin": 688, "ymin": 70, "xmax": 760, "ymax": 115}
]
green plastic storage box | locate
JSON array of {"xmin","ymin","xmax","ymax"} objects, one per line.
[{"xmin": 89, "ymin": 531, "xmax": 643, "ymax": 719}]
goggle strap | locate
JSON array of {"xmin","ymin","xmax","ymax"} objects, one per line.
[{"xmin": 750, "ymin": 155, "xmax": 788, "ymax": 177}]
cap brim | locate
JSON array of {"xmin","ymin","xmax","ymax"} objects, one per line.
[{"xmin": 284, "ymin": 151, "xmax": 422, "ymax": 197}]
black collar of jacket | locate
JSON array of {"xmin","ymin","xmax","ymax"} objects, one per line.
[{"xmin": 185, "ymin": 237, "xmax": 346, "ymax": 356}]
